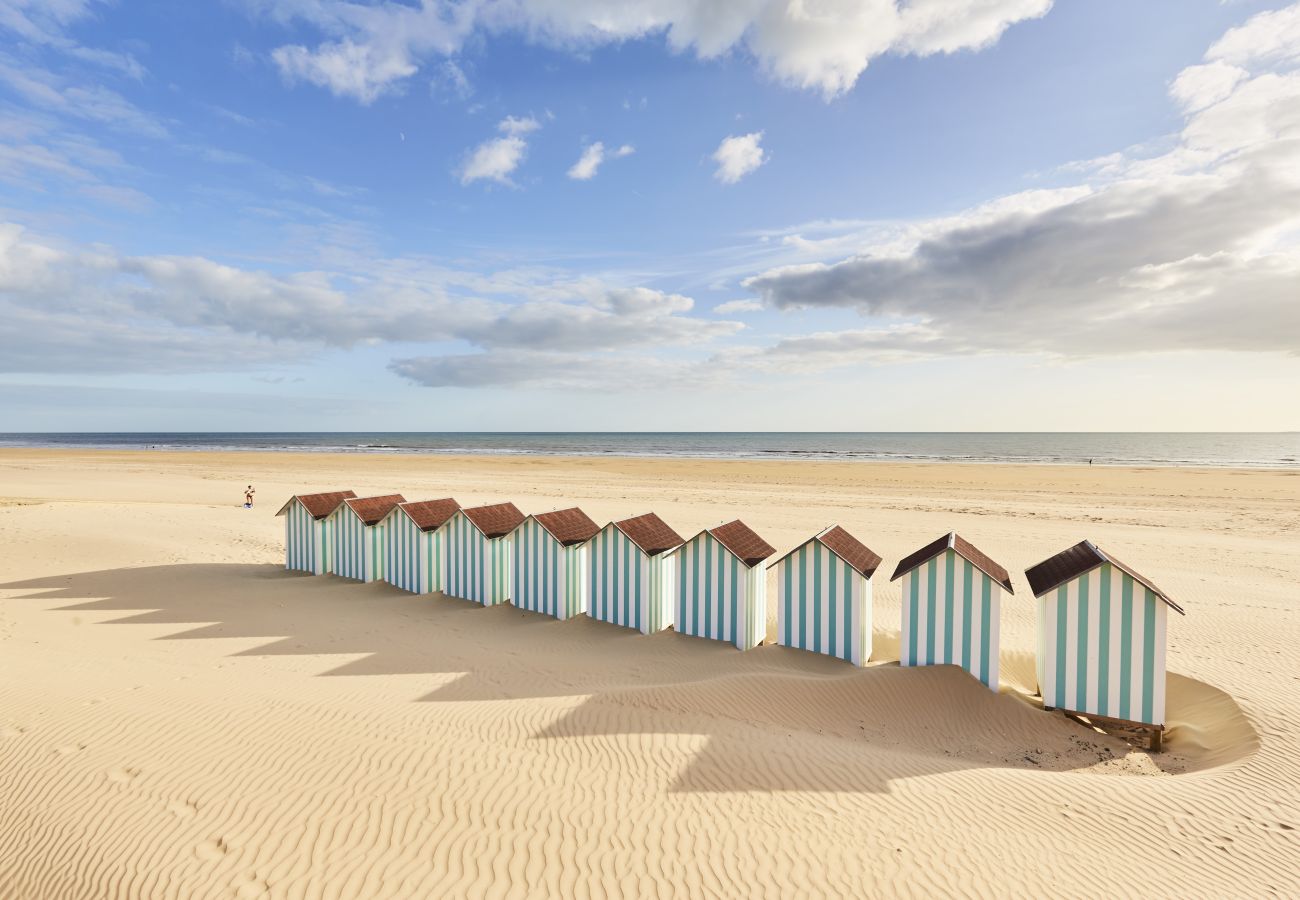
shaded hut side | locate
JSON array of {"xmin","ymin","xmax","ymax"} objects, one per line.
[
  {"xmin": 276, "ymin": 489, "xmax": 356, "ymax": 575},
  {"xmin": 444, "ymin": 502, "xmax": 525, "ymax": 606},
  {"xmin": 330, "ymin": 494, "xmax": 406, "ymax": 583},
  {"xmin": 383, "ymin": 498, "xmax": 461, "ymax": 594}
]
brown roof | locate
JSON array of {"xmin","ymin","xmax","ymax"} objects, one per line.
[
  {"xmin": 890, "ymin": 532, "xmax": 1014, "ymax": 593},
  {"xmin": 613, "ymin": 512, "xmax": 685, "ymax": 556},
  {"xmin": 532, "ymin": 507, "xmax": 600, "ymax": 546},
  {"xmin": 276, "ymin": 490, "xmax": 356, "ymax": 519},
  {"xmin": 708, "ymin": 519, "xmax": 776, "ymax": 568},
  {"xmin": 462, "ymin": 502, "xmax": 525, "ymax": 539},
  {"xmin": 1025, "ymin": 540, "xmax": 1184, "ymax": 614},
  {"xmin": 343, "ymin": 494, "xmax": 406, "ymax": 526},
  {"xmin": 396, "ymin": 498, "xmax": 461, "ymax": 532},
  {"xmin": 826, "ymin": 526, "xmax": 884, "ymax": 577}
]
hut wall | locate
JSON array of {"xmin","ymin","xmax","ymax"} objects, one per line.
[
  {"xmin": 331, "ymin": 507, "xmax": 388, "ymax": 583},
  {"xmin": 674, "ymin": 532, "xmax": 766, "ymax": 651},
  {"xmin": 775, "ymin": 540, "xmax": 871, "ymax": 665},
  {"xmin": 443, "ymin": 513, "xmax": 511, "ymax": 605},
  {"xmin": 284, "ymin": 500, "xmax": 329, "ymax": 575},
  {"xmin": 1035, "ymin": 562, "xmax": 1169, "ymax": 726},
  {"xmin": 587, "ymin": 523, "xmax": 674, "ymax": 634},
  {"xmin": 511, "ymin": 518, "xmax": 588, "ymax": 620},
  {"xmin": 385, "ymin": 513, "xmax": 441, "ymax": 594},
  {"xmin": 899, "ymin": 548, "xmax": 1000, "ymax": 690}
]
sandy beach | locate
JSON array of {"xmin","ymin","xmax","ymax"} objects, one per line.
[{"xmin": 1, "ymin": 448, "xmax": 1297, "ymax": 898}]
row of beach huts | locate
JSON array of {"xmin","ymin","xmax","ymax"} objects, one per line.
[{"xmin": 278, "ymin": 490, "xmax": 1184, "ymax": 749}]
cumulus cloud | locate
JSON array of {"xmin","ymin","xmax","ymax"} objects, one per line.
[
  {"xmin": 736, "ymin": 3, "xmax": 1300, "ymax": 368},
  {"xmin": 458, "ymin": 115, "xmax": 541, "ymax": 186},
  {"xmin": 566, "ymin": 141, "xmax": 634, "ymax": 180},
  {"xmin": 246, "ymin": 0, "xmax": 1052, "ymax": 102},
  {"xmin": 713, "ymin": 131, "xmax": 766, "ymax": 184}
]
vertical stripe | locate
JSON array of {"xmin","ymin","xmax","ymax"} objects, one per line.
[
  {"xmin": 1119, "ymin": 574, "xmax": 1133, "ymax": 721},
  {"xmin": 1076, "ymin": 571, "xmax": 1090, "ymax": 713},
  {"xmin": 1142, "ymin": 588, "xmax": 1156, "ymax": 725},
  {"xmin": 925, "ymin": 558, "xmax": 937, "ymax": 666},
  {"xmin": 942, "ymin": 552, "xmax": 955, "ymax": 664},
  {"xmin": 1055, "ymin": 584, "xmax": 1069, "ymax": 709},
  {"xmin": 961, "ymin": 560, "xmax": 973, "ymax": 671}
]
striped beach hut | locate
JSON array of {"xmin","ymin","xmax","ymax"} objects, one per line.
[
  {"xmin": 773, "ymin": 526, "xmax": 881, "ymax": 666},
  {"xmin": 1026, "ymin": 541, "xmax": 1185, "ymax": 750},
  {"xmin": 327, "ymin": 494, "xmax": 405, "ymax": 583},
  {"xmin": 668, "ymin": 520, "xmax": 775, "ymax": 651},
  {"xmin": 509, "ymin": 507, "xmax": 600, "ymax": 620},
  {"xmin": 588, "ymin": 512, "xmax": 684, "ymax": 634},
  {"xmin": 891, "ymin": 532, "xmax": 1011, "ymax": 690},
  {"xmin": 381, "ymin": 498, "xmax": 461, "ymax": 594},
  {"xmin": 275, "ymin": 490, "xmax": 355, "ymax": 575},
  {"xmin": 443, "ymin": 502, "xmax": 525, "ymax": 606}
]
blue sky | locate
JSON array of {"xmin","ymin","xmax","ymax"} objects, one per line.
[{"xmin": 2, "ymin": 0, "xmax": 1298, "ymax": 431}]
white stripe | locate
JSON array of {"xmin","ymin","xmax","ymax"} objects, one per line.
[
  {"xmin": 900, "ymin": 571, "xmax": 912, "ymax": 667},
  {"xmin": 1064, "ymin": 580, "xmax": 1078, "ymax": 708},
  {"xmin": 1040, "ymin": 594, "xmax": 1055, "ymax": 705},
  {"xmin": 1131, "ymin": 586, "xmax": 1146, "ymax": 722},
  {"xmin": 1085, "ymin": 573, "xmax": 1101, "ymax": 713},
  {"xmin": 1153, "ymin": 600, "xmax": 1168, "ymax": 724}
]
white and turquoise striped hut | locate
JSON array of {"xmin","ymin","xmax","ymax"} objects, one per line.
[
  {"xmin": 772, "ymin": 525, "xmax": 881, "ymax": 666},
  {"xmin": 443, "ymin": 502, "xmax": 525, "ymax": 606},
  {"xmin": 588, "ymin": 512, "xmax": 684, "ymax": 634},
  {"xmin": 891, "ymin": 532, "xmax": 1011, "ymax": 691},
  {"xmin": 668, "ymin": 520, "xmax": 776, "ymax": 651},
  {"xmin": 380, "ymin": 498, "xmax": 461, "ymax": 594},
  {"xmin": 327, "ymin": 494, "xmax": 405, "ymax": 583},
  {"xmin": 1026, "ymin": 541, "xmax": 1185, "ymax": 750},
  {"xmin": 509, "ymin": 507, "xmax": 600, "ymax": 620},
  {"xmin": 275, "ymin": 489, "xmax": 356, "ymax": 575}
]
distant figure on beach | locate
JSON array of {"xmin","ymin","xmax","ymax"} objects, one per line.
[
  {"xmin": 244, "ymin": 485, "xmax": 255, "ymax": 508},
  {"xmin": 1089, "ymin": 458, "xmax": 1093, "ymax": 466}
]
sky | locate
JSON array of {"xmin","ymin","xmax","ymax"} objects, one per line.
[{"xmin": 1, "ymin": 0, "xmax": 1298, "ymax": 432}]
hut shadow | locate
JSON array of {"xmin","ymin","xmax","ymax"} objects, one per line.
[{"xmin": 2, "ymin": 564, "xmax": 1256, "ymax": 793}]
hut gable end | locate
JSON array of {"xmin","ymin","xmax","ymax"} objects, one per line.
[
  {"xmin": 344, "ymin": 494, "xmax": 406, "ymax": 526},
  {"xmin": 613, "ymin": 513, "xmax": 685, "ymax": 556},
  {"xmin": 890, "ymin": 532, "xmax": 1014, "ymax": 593},
  {"xmin": 774, "ymin": 525, "xmax": 881, "ymax": 578},
  {"xmin": 463, "ymin": 502, "xmax": 525, "ymax": 539},
  {"xmin": 706, "ymin": 519, "xmax": 776, "ymax": 569},
  {"xmin": 276, "ymin": 490, "xmax": 357, "ymax": 519},
  {"xmin": 532, "ymin": 507, "xmax": 600, "ymax": 546},
  {"xmin": 1026, "ymin": 540, "xmax": 1184, "ymax": 614},
  {"xmin": 398, "ymin": 498, "xmax": 461, "ymax": 532}
]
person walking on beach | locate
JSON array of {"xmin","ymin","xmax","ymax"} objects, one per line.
[{"xmin": 244, "ymin": 485, "xmax": 255, "ymax": 508}]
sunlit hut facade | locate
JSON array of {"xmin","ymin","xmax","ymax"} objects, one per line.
[
  {"xmin": 1026, "ymin": 540, "xmax": 1185, "ymax": 750},
  {"xmin": 328, "ymin": 494, "xmax": 406, "ymax": 583},
  {"xmin": 588, "ymin": 512, "xmax": 684, "ymax": 635},
  {"xmin": 509, "ymin": 507, "xmax": 600, "ymax": 620},
  {"xmin": 669, "ymin": 520, "xmax": 776, "ymax": 651},
  {"xmin": 443, "ymin": 502, "xmax": 525, "ymax": 606},
  {"xmin": 275, "ymin": 489, "xmax": 356, "ymax": 575},
  {"xmin": 773, "ymin": 525, "xmax": 882, "ymax": 666},
  {"xmin": 381, "ymin": 498, "xmax": 461, "ymax": 595},
  {"xmin": 891, "ymin": 532, "xmax": 1012, "ymax": 690}
]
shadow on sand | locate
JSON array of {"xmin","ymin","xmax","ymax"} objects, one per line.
[{"xmin": 3, "ymin": 563, "xmax": 1258, "ymax": 792}]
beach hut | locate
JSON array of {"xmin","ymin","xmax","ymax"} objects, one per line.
[
  {"xmin": 509, "ymin": 507, "xmax": 600, "ymax": 620},
  {"xmin": 772, "ymin": 525, "xmax": 882, "ymax": 666},
  {"xmin": 1025, "ymin": 540, "xmax": 1185, "ymax": 750},
  {"xmin": 588, "ymin": 512, "xmax": 684, "ymax": 634},
  {"xmin": 668, "ymin": 520, "xmax": 775, "ymax": 651},
  {"xmin": 328, "ymin": 494, "xmax": 405, "ymax": 583},
  {"xmin": 891, "ymin": 532, "xmax": 1012, "ymax": 690},
  {"xmin": 275, "ymin": 490, "xmax": 356, "ymax": 575},
  {"xmin": 381, "ymin": 498, "xmax": 461, "ymax": 595},
  {"xmin": 443, "ymin": 502, "xmax": 525, "ymax": 606}
]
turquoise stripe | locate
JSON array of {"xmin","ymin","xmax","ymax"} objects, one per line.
[
  {"xmin": 1054, "ymin": 585, "xmax": 1068, "ymax": 708},
  {"xmin": 1142, "ymin": 588, "xmax": 1156, "ymax": 724},
  {"xmin": 942, "ymin": 551, "xmax": 954, "ymax": 664},
  {"xmin": 812, "ymin": 542, "xmax": 823, "ymax": 653},
  {"xmin": 980, "ymin": 574, "xmax": 992, "ymax": 687},
  {"xmin": 1097, "ymin": 566, "xmax": 1111, "ymax": 716},
  {"xmin": 633, "ymin": 544, "xmax": 642, "ymax": 629},
  {"xmin": 1119, "ymin": 575, "xmax": 1133, "ymax": 721},
  {"xmin": 908, "ymin": 572, "xmax": 919, "ymax": 665},
  {"xmin": 1076, "ymin": 571, "xmax": 1090, "ymax": 712},
  {"xmin": 704, "ymin": 535, "xmax": 713, "ymax": 639},
  {"xmin": 925, "ymin": 558, "xmax": 937, "ymax": 664},
  {"xmin": 783, "ymin": 555, "xmax": 793, "ymax": 645},
  {"xmin": 798, "ymin": 547, "xmax": 808, "ymax": 650},
  {"xmin": 961, "ymin": 560, "xmax": 973, "ymax": 671},
  {"xmin": 827, "ymin": 552, "xmax": 838, "ymax": 659},
  {"xmin": 730, "ymin": 554, "xmax": 739, "ymax": 646}
]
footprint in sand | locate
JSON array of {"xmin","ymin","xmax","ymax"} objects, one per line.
[
  {"xmin": 106, "ymin": 766, "xmax": 142, "ymax": 783},
  {"xmin": 194, "ymin": 837, "xmax": 229, "ymax": 860},
  {"xmin": 167, "ymin": 799, "xmax": 199, "ymax": 819},
  {"xmin": 232, "ymin": 873, "xmax": 269, "ymax": 898}
]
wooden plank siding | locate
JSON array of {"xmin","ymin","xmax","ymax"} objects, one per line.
[
  {"xmin": 672, "ymin": 532, "xmax": 766, "ymax": 651},
  {"xmin": 775, "ymin": 539, "xmax": 871, "ymax": 666},
  {"xmin": 512, "ymin": 517, "xmax": 588, "ymax": 620},
  {"xmin": 587, "ymin": 523, "xmax": 675, "ymax": 634},
  {"xmin": 443, "ymin": 511, "xmax": 511, "ymax": 606},
  {"xmin": 899, "ymin": 548, "xmax": 1001, "ymax": 690}
]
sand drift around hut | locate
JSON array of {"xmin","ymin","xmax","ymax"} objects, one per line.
[{"xmin": 3, "ymin": 562, "xmax": 1258, "ymax": 780}]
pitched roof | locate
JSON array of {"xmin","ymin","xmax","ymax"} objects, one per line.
[
  {"xmin": 531, "ymin": 507, "xmax": 600, "ymax": 546},
  {"xmin": 613, "ymin": 512, "xmax": 684, "ymax": 556},
  {"xmin": 343, "ymin": 494, "xmax": 406, "ymax": 526},
  {"xmin": 707, "ymin": 519, "xmax": 776, "ymax": 568},
  {"xmin": 890, "ymin": 532, "xmax": 1014, "ymax": 593},
  {"xmin": 396, "ymin": 498, "xmax": 461, "ymax": 532},
  {"xmin": 462, "ymin": 501, "xmax": 525, "ymax": 539},
  {"xmin": 275, "ymin": 490, "xmax": 356, "ymax": 519},
  {"xmin": 773, "ymin": 525, "xmax": 882, "ymax": 578},
  {"xmin": 1025, "ymin": 540, "xmax": 1185, "ymax": 614}
]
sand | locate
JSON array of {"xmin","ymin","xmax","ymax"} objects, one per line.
[{"xmin": 0, "ymin": 448, "xmax": 1296, "ymax": 898}]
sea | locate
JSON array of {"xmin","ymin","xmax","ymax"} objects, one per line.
[{"xmin": 0, "ymin": 432, "xmax": 1296, "ymax": 468}]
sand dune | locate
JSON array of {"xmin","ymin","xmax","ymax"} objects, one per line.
[{"xmin": 0, "ymin": 449, "xmax": 1295, "ymax": 897}]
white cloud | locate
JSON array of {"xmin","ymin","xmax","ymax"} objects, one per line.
[
  {"xmin": 566, "ymin": 141, "xmax": 633, "ymax": 180},
  {"xmin": 737, "ymin": 4, "xmax": 1300, "ymax": 368},
  {"xmin": 713, "ymin": 131, "xmax": 766, "ymax": 184},
  {"xmin": 714, "ymin": 299, "xmax": 763, "ymax": 314},
  {"xmin": 457, "ymin": 116, "xmax": 541, "ymax": 186},
  {"xmin": 0, "ymin": 55, "xmax": 168, "ymax": 138},
  {"xmin": 0, "ymin": 0, "xmax": 144, "ymax": 78},
  {"xmin": 246, "ymin": 0, "xmax": 1052, "ymax": 102}
]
